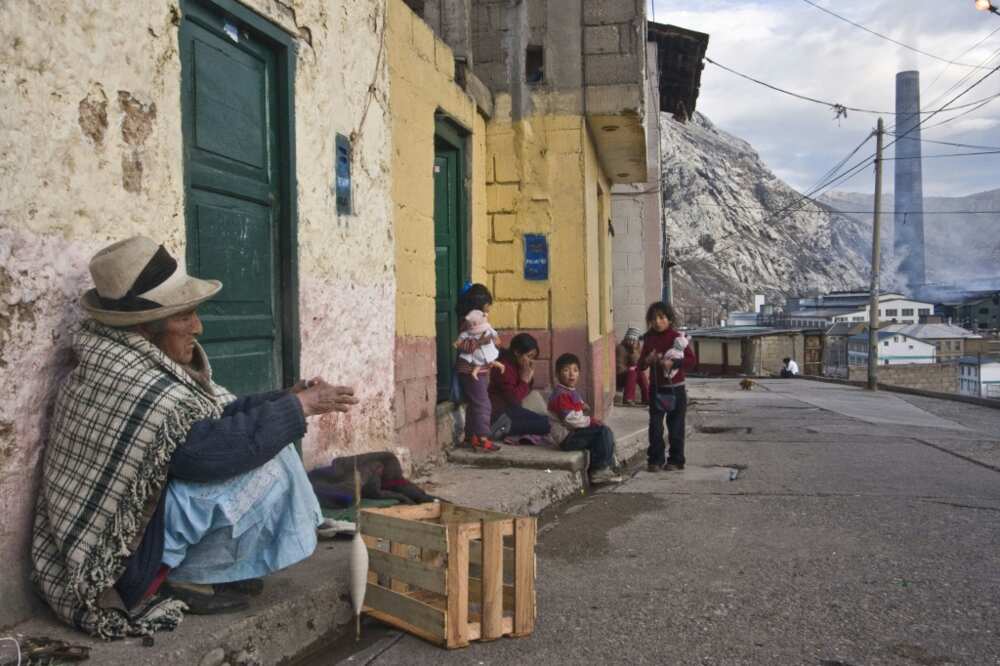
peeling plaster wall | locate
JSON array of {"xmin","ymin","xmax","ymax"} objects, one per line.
[
  {"xmin": 0, "ymin": 0, "xmax": 393, "ymax": 627},
  {"xmin": 388, "ymin": 0, "xmax": 487, "ymax": 456}
]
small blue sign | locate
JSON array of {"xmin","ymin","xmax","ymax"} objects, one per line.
[{"xmin": 523, "ymin": 234, "xmax": 549, "ymax": 281}]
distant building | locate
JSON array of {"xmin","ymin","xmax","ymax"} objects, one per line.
[
  {"xmin": 784, "ymin": 290, "xmax": 933, "ymax": 326},
  {"xmin": 848, "ymin": 330, "xmax": 936, "ymax": 366},
  {"xmin": 881, "ymin": 323, "xmax": 980, "ymax": 363},
  {"xmin": 956, "ymin": 292, "xmax": 1000, "ymax": 333},
  {"xmin": 958, "ymin": 355, "xmax": 1000, "ymax": 399},
  {"xmin": 822, "ymin": 321, "xmax": 865, "ymax": 378},
  {"xmin": 690, "ymin": 326, "xmax": 817, "ymax": 376}
]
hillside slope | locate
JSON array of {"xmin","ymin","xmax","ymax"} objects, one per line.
[{"xmin": 660, "ymin": 113, "xmax": 873, "ymax": 322}]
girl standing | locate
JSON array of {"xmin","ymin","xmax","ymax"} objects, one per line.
[
  {"xmin": 638, "ymin": 302, "xmax": 697, "ymax": 472},
  {"xmin": 455, "ymin": 284, "xmax": 501, "ymax": 452}
]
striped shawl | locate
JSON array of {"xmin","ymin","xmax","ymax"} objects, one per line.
[{"xmin": 31, "ymin": 320, "xmax": 234, "ymax": 638}]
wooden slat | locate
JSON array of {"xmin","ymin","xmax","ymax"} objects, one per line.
[
  {"xmin": 364, "ymin": 607, "xmax": 445, "ymax": 647},
  {"xmin": 364, "ymin": 583, "xmax": 445, "ymax": 642},
  {"xmin": 361, "ymin": 510, "xmax": 447, "ymax": 552},
  {"xmin": 441, "ymin": 503, "xmax": 513, "ymax": 525},
  {"xmin": 463, "ymin": 617, "xmax": 514, "ymax": 643},
  {"xmin": 362, "ymin": 535, "xmax": 380, "ymax": 584},
  {"xmin": 368, "ymin": 548, "xmax": 447, "ymax": 596},
  {"xmin": 469, "ymin": 541, "xmax": 515, "ymax": 578},
  {"xmin": 365, "ymin": 503, "xmax": 442, "ymax": 520},
  {"xmin": 513, "ymin": 516, "xmax": 536, "ymax": 636},
  {"xmin": 445, "ymin": 523, "xmax": 472, "ymax": 648},
  {"xmin": 389, "ymin": 542, "xmax": 410, "ymax": 593},
  {"xmin": 468, "ymin": 576, "xmax": 515, "ymax": 608},
  {"xmin": 480, "ymin": 521, "xmax": 504, "ymax": 640}
]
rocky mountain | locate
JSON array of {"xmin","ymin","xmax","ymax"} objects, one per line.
[
  {"xmin": 660, "ymin": 113, "xmax": 873, "ymax": 323},
  {"xmin": 818, "ymin": 189, "xmax": 1000, "ymax": 294}
]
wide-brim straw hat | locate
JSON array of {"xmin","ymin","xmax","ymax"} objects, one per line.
[{"xmin": 81, "ymin": 236, "xmax": 222, "ymax": 327}]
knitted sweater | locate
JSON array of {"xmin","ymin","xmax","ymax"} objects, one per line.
[{"xmin": 638, "ymin": 327, "xmax": 697, "ymax": 387}]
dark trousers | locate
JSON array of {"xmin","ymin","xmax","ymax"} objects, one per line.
[
  {"xmin": 561, "ymin": 425, "xmax": 615, "ymax": 470},
  {"xmin": 648, "ymin": 385, "xmax": 687, "ymax": 466},
  {"xmin": 459, "ymin": 373, "xmax": 491, "ymax": 440},
  {"xmin": 498, "ymin": 405, "xmax": 551, "ymax": 437}
]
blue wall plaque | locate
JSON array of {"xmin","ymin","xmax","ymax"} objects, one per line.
[{"xmin": 523, "ymin": 234, "xmax": 549, "ymax": 281}]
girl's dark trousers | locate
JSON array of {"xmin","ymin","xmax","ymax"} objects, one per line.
[{"xmin": 647, "ymin": 384, "xmax": 687, "ymax": 466}]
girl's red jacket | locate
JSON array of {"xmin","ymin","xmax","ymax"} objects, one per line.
[{"xmin": 638, "ymin": 328, "xmax": 697, "ymax": 386}]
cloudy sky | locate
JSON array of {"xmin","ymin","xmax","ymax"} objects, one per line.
[{"xmin": 652, "ymin": 0, "xmax": 1000, "ymax": 197}]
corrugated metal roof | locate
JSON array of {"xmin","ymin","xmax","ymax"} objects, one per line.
[{"xmin": 882, "ymin": 323, "xmax": 981, "ymax": 340}]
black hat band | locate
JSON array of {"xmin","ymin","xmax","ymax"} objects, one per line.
[{"xmin": 98, "ymin": 245, "xmax": 178, "ymax": 312}]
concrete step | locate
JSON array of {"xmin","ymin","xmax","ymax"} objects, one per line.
[
  {"xmin": 447, "ymin": 405, "xmax": 651, "ymax": 472},
  {"xmin": 447, "ymin": 445, "xmax": 587, "ymax": 471},
  {"xmin": 7, "ymin": 412, "xmax": 653, "ymax": 665}
]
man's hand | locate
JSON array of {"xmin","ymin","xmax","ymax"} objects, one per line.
[
  {"xmin": 660, "ymin": 357, "xmax": 675, "ymax": 371},
  {"xmin": 288, "ymin": 377, "xmax": 321, "ymax": 394},
  {"xmin": 296, "ymin": 381, "xmax": 359, "ymax": 417},
  {"xmin": 644, "ymin": 351, "xmax": 660, "ymax": 367}
]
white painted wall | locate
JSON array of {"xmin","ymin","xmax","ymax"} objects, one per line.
[{"xmin": 833, "ymin": 298, "xmax": 935, "ymax": 324}]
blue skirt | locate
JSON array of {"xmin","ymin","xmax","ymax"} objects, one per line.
[{"xmin": 162, "ymin": 445, "xmax": 322, "ymax": 583}]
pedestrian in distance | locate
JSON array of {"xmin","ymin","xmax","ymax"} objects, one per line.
[
  {"xmin": 616, "ymin": 327, "xmax": 649, "ymax": 406},
  {"xmin": 780, "ymin": 357, "xmax": 800, "ymax": 378},
  {"xmin": 639, "ymin": 301, "xmax": 697, "ymax": 473}
]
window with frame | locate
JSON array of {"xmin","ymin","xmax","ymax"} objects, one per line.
[
  {"xmin": 919, "ymin": 308, "xmax": 930, "ymax": 316},
  {"xmin": 902, "ymin": 308, "xmax": 914, "ymax": 316},
  {"xmin": 885, "ymin": 309, "xmax": 898, "ymax": 316}
]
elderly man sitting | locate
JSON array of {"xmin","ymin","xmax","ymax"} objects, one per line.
[{"xmin": 31, "ymin": 236, "xmax": 357, "ymax": 639}]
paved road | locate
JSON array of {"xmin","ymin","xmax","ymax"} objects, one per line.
[{"xmin": 327, "ymin": 379, "xmax": 1000, "ymax": 665}]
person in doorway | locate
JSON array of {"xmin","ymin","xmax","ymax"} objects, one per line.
[
  {"xmin": 31, "ymin": 236, "xmax": 359, "ymax": 638},
  {"xmin": 781, "ymin": 357, "xmax": 800, "ymax": 378},
  {"xmin": 616, "ymin": 327, "xmax": 649, "ymax": 405},
  {"xmin": 548, "ymin": 353, "xmax": 622, "ymax": 485},
  {"xmin": 454, "ymin": 283, "xmax": 502, "ymax": 452},
  {"xmin": 489, "ymin": 333, "xmax": 552, "ymax": 441},
  {"xmin": 639, "ymin": 301, "xmax": 697, "ymax": 473}
]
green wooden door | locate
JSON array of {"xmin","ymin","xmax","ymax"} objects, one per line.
[
  {"xmin": 180, "ymin": 0, "xmax": 293, "ymax": 396},
  {"xmin": 434, "ymin": 135, "xmax": 465, "ymax": 401}
]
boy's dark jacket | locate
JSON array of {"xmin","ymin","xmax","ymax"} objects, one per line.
[{"xmin": 638, "ymin": 328, "xmax": 697, "ymax": 386}]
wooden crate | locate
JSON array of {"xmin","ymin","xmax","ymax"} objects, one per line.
[{"xmin": 359, "ymin": 502, "xmax": 537, "ymax": 649}]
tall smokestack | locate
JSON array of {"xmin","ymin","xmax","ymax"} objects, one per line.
[{"xmin": 893, "ymin": 70, "xmax": 926, "ymax": 290}]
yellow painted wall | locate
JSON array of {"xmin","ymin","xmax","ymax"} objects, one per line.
[
  {"xmin": 484, "ymin": 114, "xmax": 618, "ymax": 336},
  {"xmin": 388, "ymin": 0, "xmax": 487, "ymax": 338}
]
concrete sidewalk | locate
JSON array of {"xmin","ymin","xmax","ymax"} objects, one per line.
[{"xmin": 3, "ymin": 407, "xmax": 651, "ymax": 666}]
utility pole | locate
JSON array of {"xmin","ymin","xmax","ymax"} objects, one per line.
[{"xmin": 867, "ymin": 118, "xmax": 885, "ymax": 390}]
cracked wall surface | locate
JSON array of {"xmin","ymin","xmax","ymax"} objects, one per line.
[{"xmin": 0, "ymin": 0, "xmax": 393, "ymax": 627}]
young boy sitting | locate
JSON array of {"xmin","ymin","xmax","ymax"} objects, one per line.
[{"xmin": 548, "ymin": 353, "xmax": 623, "ymax": 485}]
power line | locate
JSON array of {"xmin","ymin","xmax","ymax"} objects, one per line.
[
  {"xmin": 704, "ymin": 57, "xmax": 1000, "ymax": 117},
  {"xmin": 672, "ymin": 134, "xmax": 877, "ymax": 260},
  {"xmin": 800, "ymin": 0, "xmax": 995, "ymax": 69},
  {"xmin": 882, "ymin": 150, "xmax": 1000, "ymax": 160},
  {"xmin": 887, "ymin": 135, "xmax": 1000, "ymax": 151},
  {"xmin": 923, "ymin": 23, "xmax": 1000, "ymax": 97},
  {"xmin": 671, "ymin": 46, "xmax": 1000, "ymax": 275},
  {"xmin": 685, "ymin": 203, "xmax": 1000, "ymax": 215}
]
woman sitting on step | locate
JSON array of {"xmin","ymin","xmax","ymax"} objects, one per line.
[{"xmin": 31, "ymin": 236, "xmax": 358, "ymax": 638}]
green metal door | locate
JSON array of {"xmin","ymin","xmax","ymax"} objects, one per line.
[
  {"xmin": 180, "ymin": 0, "xmax": 295, "ymax": 396},
  {"xmin": 434, "ymin": 128, "xmax": 466, "ymax": 402}
]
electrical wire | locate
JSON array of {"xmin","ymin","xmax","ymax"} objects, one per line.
[
  {"xmin": 923, "ymin": 23, "xmax": 1000, "ymax": 97},
  {"xmin": 670, "ymin": 41, "xmax": 1000, "ymax": 284},
  {"xmin": 800, "ymin": 0, "xmax": 994, "ymax": 69},
  {"xmin": 704, "ymin": 57, "xmax": 1000, "ymax": 117},
  {"xmin": 887, "ymin": 135, "xmax": 1000, "ymax": 151},
  {"xmin": 687, "ymin": 203, "xmax": 1000, "ymax": 215},
  {"xmin": 883, "ymin": 150, "xmax": 1000, "ymax": 160}
]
